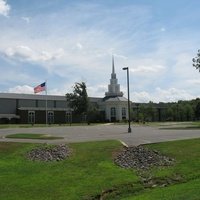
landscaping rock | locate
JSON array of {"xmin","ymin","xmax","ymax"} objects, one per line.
[
  {"xmin": 114, "ymin": 145, "xmax": 174, "ymax": 170},
  {"xmin": 27, "ymin": 144, "xmax": 71, "ymax": 162}
]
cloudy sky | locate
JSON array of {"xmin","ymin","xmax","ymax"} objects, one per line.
[{"xmin": 0, "ymin": 0, "xmax": 200, "ymax": 103}]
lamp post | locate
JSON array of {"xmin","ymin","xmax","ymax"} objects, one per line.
[{"xmin": 123, "ymin": 67, "xmax": 132, "ymax": 133}]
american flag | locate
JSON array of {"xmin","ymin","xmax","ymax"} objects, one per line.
[{"xmin": 34, "ymin": 82, "xmax": 46, "ymax": 93}]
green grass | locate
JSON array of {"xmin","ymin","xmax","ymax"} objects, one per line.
[
  {"xmin": 160, "ymin": 126, "xmax": 200, "ymax": 130},
  {"xmin": 0, "ymin": 140, "xmax": 140, "ymax": 200},
  {"xmin": 0, "ymin": 138, "xmax": 200, "ymax": 200},
  {"xmin": 5, "ymin": 133, "xmax": 63, "ymax": 140},
  {"xmin": 121, "ymin": 138, "xmax": 200, "ymax": 200},
  {"xmin": 158, "ymin": 121, "xmax": 200, "ymax": 129},
  {"xmin": 122, "ymin": 178, "xmax": 200, "ymax": 200},
  {"xmin": 143, "ymin": 121, "xmax": 200, "ymax": 129}
]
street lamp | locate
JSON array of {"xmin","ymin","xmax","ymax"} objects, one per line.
[{"xmin": 122, "ymin": 67, "xmax": 132, "ymax": 133}]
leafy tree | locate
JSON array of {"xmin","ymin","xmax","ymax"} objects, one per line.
[
  {"xmin": 195, "ymin": 102, "xmax": 200, "ymax": 120},
  {"xmin": 185, "ymin": 104, "xmax": 194, "ymax": 121},
  {"xmin": 66, "ymin": 82, "xmax": 88, "ymax": 115},
  {"xmin": 192, "ymin": 49, "xmax": 200, "ymax": 72},
  {"xmin": 146, "ymin": 101, "xmax": 156, "ymax": 121},
  {"xmin": 138, "ymin": 105, "xmax": 146, "ymax": 121},
  {"xmin": 166, "ymin": 106, "xmax": 174, "ymax": 121}
]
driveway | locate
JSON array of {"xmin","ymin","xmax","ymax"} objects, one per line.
[{"xmin": 0, "ymin": 124, "xmax": 200, "ymax": 146}]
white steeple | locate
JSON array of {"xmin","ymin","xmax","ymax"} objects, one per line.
[{"xmin": 105, "ymin": 55, "xmax": 123, "ymax": 97}]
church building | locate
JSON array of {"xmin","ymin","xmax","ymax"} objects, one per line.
[
  {"xmin": 100, "ymin": 56, "xmax": 129, "ymax": 121},
  {"xmin": 0, "ymin": 57, "xmax": 130, "ymax": 124}
]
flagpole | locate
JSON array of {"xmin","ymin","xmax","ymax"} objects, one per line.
[{"xmin": 45, "ymin": 80, "xmax": 48, "ymax": 126}]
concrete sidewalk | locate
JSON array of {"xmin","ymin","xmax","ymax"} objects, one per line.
[{"xmin": 0, "ymin": 124, "xmax": 200, "ymax": 146}]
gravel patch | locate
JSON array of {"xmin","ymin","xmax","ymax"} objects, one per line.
[
  {"xmin": 114, "ymin": 145, "xmax": 174, "ymax": 170},
  {"xmin": 27, "ymin": 144, "xmax": 71, "ymax": 162}
]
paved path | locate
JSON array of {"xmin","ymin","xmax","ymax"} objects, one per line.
[{"xmin": 0, "ymin": 124, "xmax": 200, "ymax": 146}]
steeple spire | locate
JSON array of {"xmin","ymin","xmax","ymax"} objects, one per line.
[
  {"xmin": 111, "ymin": 55, "xmax": 116, "ymax": 79},
  {"xmin": 105, "ymin": 56, "xmax": 123, "ymax": 97},
  {"xmin": 112, "ymin": 55, "xmax": 115, "ymax": 74}
]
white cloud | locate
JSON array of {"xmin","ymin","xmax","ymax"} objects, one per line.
[
  {"xmin": 187, "ymin": 79, "xmax": 200, "ymax": 85},
  {"xmin": 154, "ymin": 87, "xmax": 195, "ymax": 102},
  {"xmin": 130, "ymin": 65, "xmax": 165, "ymax": 74},
  {"xmin": 87, "ymin": 84, "xmax": 107, "ymax": 97},
  {"xmin": 5, "ymin": 45, "xmax": 34, "ymax": 59},
  {"xmin": 3, "ymin": 45, "xmax": 65, "ymax": 63},
  {"xmin": 132, "ymin": 91, "xmax": 151, "ymax": 103},
  {"xmin": 8, "ymin": 85, "xmax": 34, "ymax": 94},
  {"xmin": 132, "ymin": 87, "xmax": 197, "ymax": 103},
  {"xmin": 0, "ymin": 0, "xmax": 10, "ymax": 17}
]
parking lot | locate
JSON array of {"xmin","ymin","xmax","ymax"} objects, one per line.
[{"xmin": 0, "ymin": 124, "xmax": 200, "ymax": 146}]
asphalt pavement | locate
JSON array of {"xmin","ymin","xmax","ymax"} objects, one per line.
[{"xmin": 0, "ymin": 124, "xmax": 200, "ymax": 146}]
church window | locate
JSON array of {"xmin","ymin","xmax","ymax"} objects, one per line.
[
  {"xmin": 66, "ymin": 112, "xmax": 72, "ymax": 123},
  {"xmin": 111, "ymin": 107, "xmax": 116, "ymax": 117},
  {"xmin": 122, "ymin": 107, "xmax": 126, "ymax": 119},
  {"xmin": 28, "ymin": 111, "xmax": 35, "ymax": 124},
  {"xmin": 110, "ymin": 107, "xmax": 116, "ymax": 122},
  {"xmin": 48, "ymin": 111, "xmax": 54, "ymax": 124}
]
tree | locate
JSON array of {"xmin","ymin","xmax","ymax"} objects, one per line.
[
  {"xmin": 166, "ymin": 106, "xmax": 174, "ymax": 121},
  {"xmin": 192, "ymin": 49, "xmax": 200, "ymax": 72},
  {"xmin": 146, "ymin": 101, "xmax": 156, "ymax": 121},
  {"xmin": 195, "ymin": 102, "xmax": 200, "ymax": 120},
  {"xmin": 138, "ymin": 105, "xmax": 145, "ymax": 122},
  {"xmin": 185, "ymin": 104, "xmax": 194, "ymax": 121},
  {"xmin": 66, "ymin": 82, "xmax": 88, "ymax": 115}
]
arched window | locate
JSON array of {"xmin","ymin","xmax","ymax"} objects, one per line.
[
  {"xmin": 48, "ymin": 111, "xmax": 54, "ymax": 124},
  {"xmin": 28, "ymin": 111, "xmax": 35, "ymax": 124}
]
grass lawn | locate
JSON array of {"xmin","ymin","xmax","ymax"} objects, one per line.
[
  {"xmin": 5, "ymin": 133, "xmax": 63, "ymax": 140},
  {"xmin": 0, "ymin": 140, "xmax": 140, "ymax": 200},
  {"xmin": 122, "ymin": 138, "xmax": 200, "ymax": 200},
  {"xmin": 160, "ymin": 126, "xmax": 200, "ymax": 130},
  {"xmin": 122, "ymin": 178, "xmax": 200, "ymax": 200},
  {"xmin": 0, "ymin": 138, "xmax": 200, "ymax": 200}
]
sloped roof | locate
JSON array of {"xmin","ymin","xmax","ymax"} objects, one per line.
[
  {"xmin": 104, "ymin": 96, "xmax": 128, "ymax": 102},
  {"xmin": 0, "ymin": 93, "xmax": 103, "ymax": 102},
  {"xmin": 0, "ymin": 93, "xmax": 66, "ymax": 101}
]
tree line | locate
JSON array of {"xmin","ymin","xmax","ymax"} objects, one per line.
[{"xmin": 132, "ymin": 99, "xmax": 200, "ymax": 122}]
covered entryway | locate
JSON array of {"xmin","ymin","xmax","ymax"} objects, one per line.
[{"xmin": 0, "ymin": 114, "xmax": 20, "ymax": 124}]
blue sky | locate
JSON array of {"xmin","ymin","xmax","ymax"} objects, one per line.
[{"xmin": 0, "ymin": 0, "xmax": 200, "ymax": 102}]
